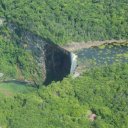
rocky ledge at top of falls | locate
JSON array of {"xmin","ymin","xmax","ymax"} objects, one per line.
[{"xmin": 63, "ymin": 40, "xmax": 127, "ymax": 52}]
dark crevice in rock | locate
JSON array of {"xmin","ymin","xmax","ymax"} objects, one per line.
[{"xmin": 44, "ymin": 43, "xmax": 71, "ymax": 84}]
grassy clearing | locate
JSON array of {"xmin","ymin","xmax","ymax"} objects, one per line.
[{"xmin": 0, "ymin": 82, "xmax": 35, "ymax": 96}]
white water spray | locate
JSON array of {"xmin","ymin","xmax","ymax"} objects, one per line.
[{"xmin": 70, "ymin": 53, "xmax": 77, "ymax": 74}]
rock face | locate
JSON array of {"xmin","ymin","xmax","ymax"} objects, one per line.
[
  {"xmin": 8, "ymin": 23, "xmax": 73, "ymax": 84},
  {"xmin": 44, "ymin": 43, "xmax": 71, "ymax": 84}
]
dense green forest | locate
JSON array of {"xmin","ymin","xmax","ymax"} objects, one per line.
[
  {"xmin": 0, "ymin": 0, "xmax": 128, "ymax": 44},
  {"xmin": 0, "ymin": 37, "xmax": 32, "ymax": 79},
  {"xmin": 0, "ymin": 63, "xmax": 128, "ymax": 128},
  {"xmin": 0, "ymin": 0, "xmax": 128, "ymax": 127}
]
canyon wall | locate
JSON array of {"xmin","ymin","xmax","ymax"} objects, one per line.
[{"xmin": 8, "ymin": 23, "xmax": 74, "ymax": 84}]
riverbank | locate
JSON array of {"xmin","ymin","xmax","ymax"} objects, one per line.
[{"xmin": 62, "ymin": 40, "xmax": 127, "ymax": 52}]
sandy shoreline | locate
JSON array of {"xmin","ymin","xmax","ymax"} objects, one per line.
[{"xmin": 62, "ymin": 40, "xmax": 127, "ymax": 52}]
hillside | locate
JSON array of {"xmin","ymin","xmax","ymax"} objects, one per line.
[
  {"xmin": 0, "ymin": 22, "xmax": 72, "ymax": 85},
  {"xmin": 0, "ymin": 0, "xmax": 128, "ymax": 84},
  {"xmin": 0, "ymin": 63, "xmax": 128, "ymax": 128},
  {"xmin": 0, "ymin": 0, "xmax": 128, "ymax": 82},
  {"xmin": 0, "ymin": 0, "xmax": 128, "ymax": 44},
  {"xmin": 0, "ymin": 0, "xmax": 128, "ymax": 127}
]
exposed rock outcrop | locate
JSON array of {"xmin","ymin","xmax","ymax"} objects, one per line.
[{"xmin": 7, "ymin": 23, "xmax": 76, "ymax": 85}]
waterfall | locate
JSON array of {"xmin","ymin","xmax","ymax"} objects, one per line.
[{"xmin": 70, "ymin": 53, "xmax": 77, "ymax": 74}]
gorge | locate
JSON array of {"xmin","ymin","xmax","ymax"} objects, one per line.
[{"xmin": 1, "ymin": 23, "xmax": 77, "ymax": 85}]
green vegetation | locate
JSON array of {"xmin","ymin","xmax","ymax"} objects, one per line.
[
  {"xmin": 0, "ymin": 37, "xmax": 39, "ymax": 81},
  {"xmin": 98, "ymin": 45, "xmax": 106, "ymax": 49},
  {"xmin": 116, "ymin": 52, "xmax": 128, "ymax": 58},
  {"xmin": 0, "ymin": 35, "xmax": 44, "ymax": 85},
  {"xmin": 0, "ymin": 0, "xmax": 128, "ymax": 44},
  {"xmin": 0, "ymin": 0, "xmax": 128, "ymax": 127},
  {"xmin": 0, "ymin": 82, "xmax": 34, "ymax": 96},
  {"xmin": 0, "ymin": 0, "xmax": 128, "ymax": 81},
  {"xmin": 0, "ymin": 63, "xmax": 128, "ymax": 127}
]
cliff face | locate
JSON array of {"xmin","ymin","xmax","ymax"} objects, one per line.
[{"xmin": 7, "ymin": 23, "xmax": 72, "ymax": 85}]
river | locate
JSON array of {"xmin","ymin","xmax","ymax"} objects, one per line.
[{"xmin": 75, "ymin": 43, "xmax": 128, "ymax": 72}]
